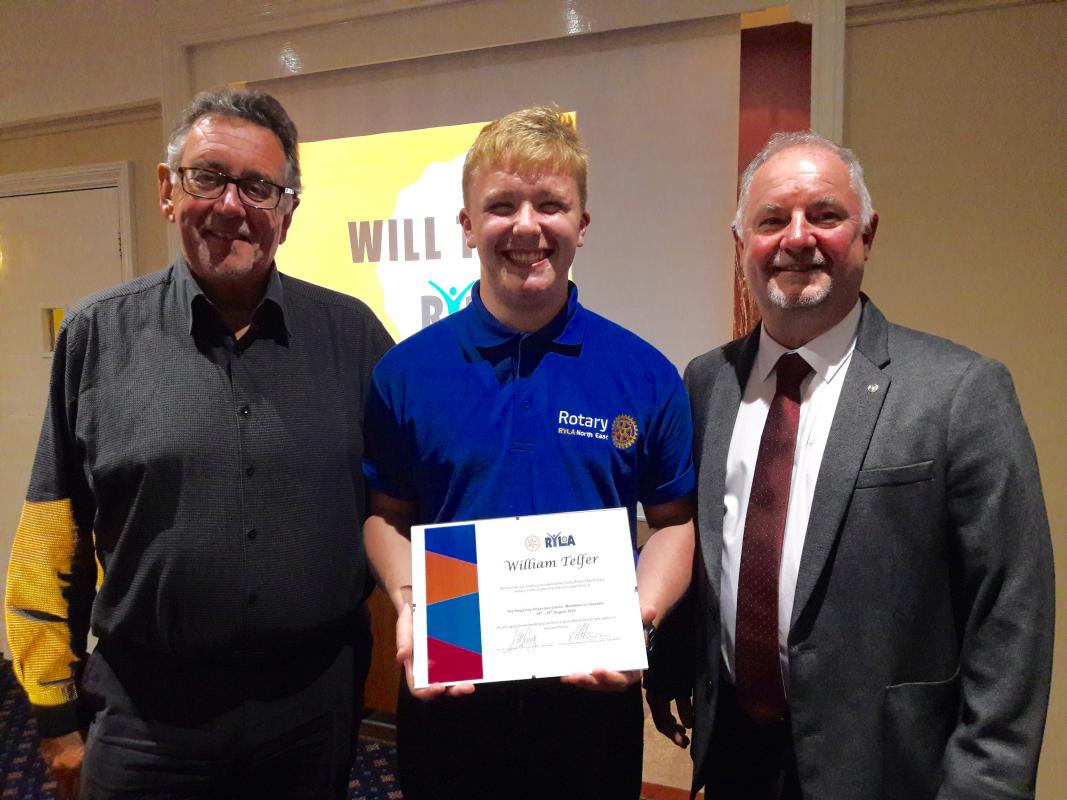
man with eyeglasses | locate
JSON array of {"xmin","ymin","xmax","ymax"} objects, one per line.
[{"xmin": 5, "ymin": 88, "xmax": 392, "ymax": 799}]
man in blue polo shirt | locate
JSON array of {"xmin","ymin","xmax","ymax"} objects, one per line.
[{"xmin": 363, "ymin": 106, "xmax": 695, "ymax": 800}]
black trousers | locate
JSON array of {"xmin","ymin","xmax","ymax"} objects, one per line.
[
  {"xmin": 79, "ymin": 641, "xmax": 358, "ymax": 800},
  {"xmin": 397, "ymin": 679, "xmax": 644, "ymax": 800},
  {"xmin": 703, "ymin": 679, "xmax": 802, "ymax": 800}
]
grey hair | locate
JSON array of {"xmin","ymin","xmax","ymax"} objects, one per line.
[
  {"xmin": 733, "ymin": 130, "xmax": 873, "ymax": 233},
  {"xmin": 165, "ymin": 87, "xmax": 301, "ymax": 193}
]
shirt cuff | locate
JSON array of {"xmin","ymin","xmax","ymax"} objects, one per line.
[
  {"xmin": 33, "ymin": 700, "xmax": 80, "ymax": 739},
  {"xmin": 642, "ymin": 466, "xmax": 697, "ymax": 508},
  {"xmin": 362, "ymin": 461, "xmax": 417, "ymax": 503}
]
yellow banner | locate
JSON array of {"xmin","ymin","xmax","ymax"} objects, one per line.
[{"xmin": 282, "ymin": 120, "xmax": 487, "ymax": 342}]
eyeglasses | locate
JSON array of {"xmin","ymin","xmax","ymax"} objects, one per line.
[{"xmin": 177, "ymin": 167, "xmax": 296, "ymax": 210}]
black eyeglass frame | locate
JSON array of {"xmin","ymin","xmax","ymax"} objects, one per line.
[{"xmin": 176, "ymin": 167, "xmax": 297, "ymax": 210}]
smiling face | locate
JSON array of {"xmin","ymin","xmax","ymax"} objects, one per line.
[
  {"xmin": 736, "ymin": 145, "xmax": 877, "ymax": 347},
  {"xmin": 459, "ymin": 162, "xmax": 590, "ymax": 332},
  {"xmin": 158, "ymin": 114, "xmax": 297, "ymax": 303}
]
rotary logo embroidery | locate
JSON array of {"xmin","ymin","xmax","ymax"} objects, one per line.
[{"xmin": 611, "ymin": 414, "xmax": 638, "ymax": 450}]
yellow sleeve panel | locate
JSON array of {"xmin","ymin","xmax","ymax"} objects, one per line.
[{"xmin": 5, "ymin": 498, "xmax": 83, "ymax": 709}]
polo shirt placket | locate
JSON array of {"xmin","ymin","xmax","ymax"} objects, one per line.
[{"xmin": 512, "ymin": 335, "xmax": 540, "ymax": 450}]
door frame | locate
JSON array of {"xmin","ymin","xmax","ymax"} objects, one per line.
[{"xmin": 0, "ymin": 161, "xmax": 136, "ymax": 283}]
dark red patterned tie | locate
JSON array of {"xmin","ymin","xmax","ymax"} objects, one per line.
[{"xmin": 735, "ymin": 352, "xmax": 812, "ymax": 725}]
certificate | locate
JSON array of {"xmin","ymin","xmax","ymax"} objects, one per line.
[{"xmin": 411, "ymin": 507, "xmax": 647, "ymax": 687}]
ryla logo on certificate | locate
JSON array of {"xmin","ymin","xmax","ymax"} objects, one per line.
[{"xmin": 410, "ymin": 507, "xmax": 647, "ymax": 687}]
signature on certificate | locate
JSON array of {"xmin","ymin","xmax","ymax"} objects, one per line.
[
  {"xmin": 567, "ymin": 622, "xmax": 610, "ymax": 644},
  {"xmin": 502, "ymin": 627, "xmax": 538, "ymax": 652}
]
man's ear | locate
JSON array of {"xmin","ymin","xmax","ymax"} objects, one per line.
[
  {"xmin": 459, "ymin": 208, "xmax": 475, "ymax": 250},
  {"xmin": 862, "ymin": 212, "xmax": 879, "ymax": 259},
  {"xmin": 157, "ymin": 163, "xmax": 176, "ymax": 222},
  {"xmin": 279, "ymin": 196, "xmax": 300, "ymax": 244},
  {"xmin": 576, "ymin": 209, "xmax": 591, "ymax": 247}
]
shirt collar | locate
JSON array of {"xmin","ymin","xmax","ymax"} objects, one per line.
[
  {"xmin": 755, "ymin": 299, "xmax": 861, "ymax": 385},
  {"xmin": 174, "ymin": 256, "xmax": 289, "ymax": 341},
  {"xmin": 174, "ymin": 256, "xmax": 203, "ymax": 335},
  {"xmin": 255, "ymin": 266, "xmax": 289, "ymax": 340},
  {"xmin": 459, "ymin": 281, "xmax": 586, "ymax": 359}
]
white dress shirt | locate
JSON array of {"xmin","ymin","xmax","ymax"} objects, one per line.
[{"xmin": 721, "ymin": 300, "xmax": 862, "ymax": 692}]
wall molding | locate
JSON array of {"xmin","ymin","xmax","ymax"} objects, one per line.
[
  {"xmin": 847, "ymin": 0, "xmax": 1056, "ymax": 27},
  {"xmin": 0, "ymin": 162, "xmax": 136, "ymax": 282},
  {"xmin": 0, "ymin": 101, "xmax": 161, "ymax": 143},
  {"xmin": 164, "ymin": 0, "xmax": 465, "ymax": 48},
  {"xmin": 160, "ymin": 0, "xmax": 769, "ymax": 126}
]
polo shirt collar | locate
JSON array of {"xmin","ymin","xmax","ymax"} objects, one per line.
[
  {"xmin": 174, "ymin": 256, "xmax": 289, "ymax": 341},
  {"xmin": 754, "ymin": 298, "xmax": 861, "ymax": 385},
  {"xmin": 460, "ymin": 281, "xmax": 586, "ymax": 359}
]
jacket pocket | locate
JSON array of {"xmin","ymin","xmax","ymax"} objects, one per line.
[
  {"xmin": 882, "ymin": 671, "xmax": 959, "ymax": 800},
  {"xmin": 856, "ymin": 460, "xmax": 934, "ymax": 489}
]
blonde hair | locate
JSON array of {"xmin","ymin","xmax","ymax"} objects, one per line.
[{"xmin": 462, "ymin": 106, "xmax": 588, "ymax": 208}]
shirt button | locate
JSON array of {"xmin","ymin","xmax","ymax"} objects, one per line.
[
  {"xmin": 248, "ymin": 592, "xmax": 258, "ymax": 605},
  {"xmin": 247, "ymin": 528, "xmax": 257, "ymax": 541},
  {"xmin": 239, "ymin": 405, "xmax": 251, "ymax": 417},
  {"xmin": 245, "ymin": 465, "xmax": 255, "ymax": 478},
  {"xmin": 522, "ymin": 400, "xmax": 531, "ymax": 410}
]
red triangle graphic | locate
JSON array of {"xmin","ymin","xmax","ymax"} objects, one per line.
[{"xmin": 427, "ymin": 636, "xmax": 483, "ymax": 684}]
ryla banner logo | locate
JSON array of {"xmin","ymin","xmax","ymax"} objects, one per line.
[{"xmin": 280, "ymin": 115, "xmax": 576, "ymax": 342}]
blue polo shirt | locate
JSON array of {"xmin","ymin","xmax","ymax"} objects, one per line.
[{"xmin": 363, "ymin": 283, "xmax": 694, "ymax": 544}]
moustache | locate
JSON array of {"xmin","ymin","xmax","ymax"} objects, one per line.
[{"xmin": 772, "ymin": 250, "xmax": 828, "ymax": 269}]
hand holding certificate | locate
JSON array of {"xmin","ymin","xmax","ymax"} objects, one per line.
[{"xmin": 410, "ymin": 507, "xmax": 648, "ymax": 688}]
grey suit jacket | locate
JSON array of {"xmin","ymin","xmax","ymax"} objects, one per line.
[{"xmin": 651, "ymin": 296, "xmax": 1053, "ymax": 799}]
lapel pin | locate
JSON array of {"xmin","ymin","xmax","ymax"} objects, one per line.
[{"xmin": 867, "ymin": 383, "xmax": 879, "ymax": 393}]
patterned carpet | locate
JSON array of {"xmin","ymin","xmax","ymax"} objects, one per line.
[{"xmin": 0, "ymin": 659, "xmax": 402, "ymax": 799}]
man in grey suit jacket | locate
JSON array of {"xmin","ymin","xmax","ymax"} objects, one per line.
[{"xmin": 645, "ymin": 131, "xmax": 1053, "ymax": 799}]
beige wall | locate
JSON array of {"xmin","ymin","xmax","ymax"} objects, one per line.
[
  {"xmin": 845, "ymin": 3, "xmax": 1066, "ymax": 796},
  {"xmin": 0, "ymin": 0, "xmax": 162, "ymax": 126},
  {"xmin": 0, "ymin": 116, "xmax": 170, "ymax": 275}
]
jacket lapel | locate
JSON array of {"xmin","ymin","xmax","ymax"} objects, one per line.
[
  {"xmin": 790, "ymin": 298, "xmax": 891, "ymax": 631},
  {"xmin": 697, "ymin": 331, "xmax": 759, "ymax": 598}
]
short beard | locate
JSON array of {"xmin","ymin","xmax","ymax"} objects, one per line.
[
  {"xmin": 766, "ymin": 278, "xmax": 832, "ymax": 310},
  {"xmin": 764, "ymin": 249, "xmax": 830, "ymax": 309}
]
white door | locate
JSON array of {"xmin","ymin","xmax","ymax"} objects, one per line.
[{"xmin": 0, "ymin": 182, "xmax": 128, "ymax": 656}]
